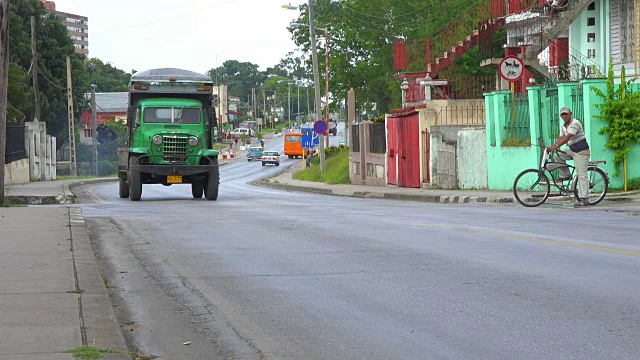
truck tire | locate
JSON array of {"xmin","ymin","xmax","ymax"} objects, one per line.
[
  {"xmin": 204, "ymin": 159, "xmax": 219, "ymax": 201},
  {"xmin": 129, "ymin": 156, "xmax": 142, "ymax": 201},
  {"xmin": 192, "ymin": 183, "xmax": 204, "ymax": 198},
  {"xmin": 118, "ymin": 176, "xmax": 129, "ymax": 198}
]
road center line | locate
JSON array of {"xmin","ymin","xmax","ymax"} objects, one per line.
[{"xmin": 410, "ymin": 222, "xmax": 640, "ymax": 256}]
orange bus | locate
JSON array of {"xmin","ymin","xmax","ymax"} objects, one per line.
[{"xmin": 283, "ymin": 131, "xmax": 303, "ymax": 158}]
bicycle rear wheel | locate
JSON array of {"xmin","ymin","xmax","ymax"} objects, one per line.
[
  {"xmin": 573, "ymin": 166, "xmax": 608, "ymax": 205},
  {"xmin": 513, "ymin": 169, "xmax": 550, "ymax": 207}
]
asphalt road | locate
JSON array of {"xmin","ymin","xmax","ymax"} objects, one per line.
[{"xmin": 72, "ymin": 126, "xmax": 640, "ymax": 359}]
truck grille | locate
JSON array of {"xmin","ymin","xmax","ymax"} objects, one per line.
[{"xmin": 163, "ymin": 135, "xmax": 188, "ymax": 162}]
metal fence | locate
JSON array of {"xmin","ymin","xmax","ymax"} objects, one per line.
[
  {"xmin": 435, "ymin": 105, "xmax": 486, "ymax": 125},
  {"xmin": 5, "ymin": 122, "xmax": 27, "ymax": 163},
  {"xmin": 571, "ymin": 85, "xmax": 584, "ymax": 124},
  {"xmin": 503, "ymin": 92, "xmax": 531, "ymax": 145},
  {"xmin": 369, "ymin": 123, "xmax": 386, "ymax": 154},
  {"xmin": 351, "ymin": 124, "xmax": 360, "ymax": 151}
]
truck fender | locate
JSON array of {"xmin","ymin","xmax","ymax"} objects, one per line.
[{"xmin": 198, "ymin": 149, "xmax": 219, "ymax": 157}]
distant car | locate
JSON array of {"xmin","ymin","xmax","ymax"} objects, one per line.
[
  {"xmin": 231, "ymin": 128, "xmax": 254, "ymax": 139},
  {"xmin": 261, "ymin": 150, "xmax": 280, "ymax": 166},
  {"xmin": 328, "ymin": 121, "xmax": 338, "ymax": 136},
  {"xmin": 247, "ymin": 146, "xmax": 263, "ymax": 161}
]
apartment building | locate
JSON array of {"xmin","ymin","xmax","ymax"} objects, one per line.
[{"xmin": 40, "ymin": 0, "xmax": 89, "ymax": 55}]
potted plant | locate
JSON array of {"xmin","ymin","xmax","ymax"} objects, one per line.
[{"xmin": 240, "ymin": 133, "xmax": 247, "ymax": 150}]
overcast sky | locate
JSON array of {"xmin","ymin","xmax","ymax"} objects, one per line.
[{"xmin": 52, "ymin": 0, "xmax": 307, "ymax": 74}]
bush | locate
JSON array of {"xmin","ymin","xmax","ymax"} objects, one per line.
[{"xmin": 628, "ymin": 177, "xmax": 640, "ymax": 191}]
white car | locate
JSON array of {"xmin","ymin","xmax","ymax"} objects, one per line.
[
  {"xmin": 231, "ymin": 128, "xmax": 253, "ymax": 138},
  {"xmin": 261, "ymin": 150, "xmax": 280, "ymax": 166}
]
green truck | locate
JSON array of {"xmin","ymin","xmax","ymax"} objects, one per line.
[{"xmin": 118, "ymin": 68, "xmax": 220, "ymax": 201}]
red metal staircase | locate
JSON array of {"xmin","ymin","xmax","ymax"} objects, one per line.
[{"xmin": 426, "ymin": 18, "xmax": 506, "ymax": 75}]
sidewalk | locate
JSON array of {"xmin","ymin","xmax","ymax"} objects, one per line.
[
  {"xmin": 259, "ymin": 163, "xmax": 640, "ymax": 205},
  {"xmin": 0, "ymin": 188, "xmax": 129, "ymax": 359},
  {"xmin": 2, "ymin": 160, "xmax": 638, "ymax": 359}
]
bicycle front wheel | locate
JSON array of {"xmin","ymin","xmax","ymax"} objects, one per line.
[
  {"xmin": 513, "ymin": 169, "xmax": 550, "ymax": 207},
  {"xmin": 573, "ymin": 166, "xmax": 608, "ymax": 205}
]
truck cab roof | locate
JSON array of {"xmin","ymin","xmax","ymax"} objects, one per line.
[{"xmin": 131, "ymin": 68, "xmax": 212, "ymax": 83}]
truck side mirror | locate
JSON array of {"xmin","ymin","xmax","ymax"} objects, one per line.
[{"xmin": 207, "ymin": 107, "xmax": 218, "ymax": 127}]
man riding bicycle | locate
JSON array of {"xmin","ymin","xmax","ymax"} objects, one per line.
[{"xmin": 546, "ymin": 106, "xmax": 591, "ymax": 206}]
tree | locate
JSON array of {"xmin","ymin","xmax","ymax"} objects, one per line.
[
  {"xmin": 592, "ymin": 62, "xmax": 640, "ymax": 178},
  {"xmin": 85, "ymin": 58, "xmax": 131, "ymax": 92},
  {"xmin": 8, "ymin": 0, "xmax": 87, "ymax": 145},
  {"xmin": 206, "ymin": 60, "xmax": 267, "ymax": 113},
  {"xmin": 289, "ymin": 0, "xmax": 490, "ymax": 118}
]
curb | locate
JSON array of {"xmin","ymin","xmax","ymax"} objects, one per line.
[
  {"xmin": 257, "ymin": 179, "xmax": 517, "ymax": 204},
  {"xmin": 70, "ymin": 207, "xmax": 130, "ymax": 358}
]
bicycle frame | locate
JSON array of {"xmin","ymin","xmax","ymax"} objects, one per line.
[
  {"xmin": 513, "ymin": 147, "xmax": 610, "ymax": 207},
  {"xmin": 540, "ymin": 148, "xmax": 575, "ymax": 195}
]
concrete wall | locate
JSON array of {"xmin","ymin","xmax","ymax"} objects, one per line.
[
  {"xmin": 364, "ymin": 153, "xmax": 386, "ymax": 186},
  {"xmin": 349, "ymin": 120, "xmax": 386, "ymax": 186},
  {"xmin": 3, "ymin": 159, "xmax": 30, "ymax": 186},
  {"xmin": 457, "ymin": 129, "xmax": 488, "ymax": 189},
  {"xmin": 428, "ymin": 126, "xmax": 487, "ymax": 189},
  {"xmin": 25, "ymin": 120, "xmax": 57, "ymax": 181}
]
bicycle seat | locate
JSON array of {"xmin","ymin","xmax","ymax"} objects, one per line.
[{"xmin": 588, "ymin": 160, "xmax": 606, "ymax": 165}]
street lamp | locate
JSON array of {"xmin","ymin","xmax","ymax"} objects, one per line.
[
  {"xmin": 262, "ymin": 89, "xmax": 277, "ymax": 129},
  {"xmin": 291, "ymin": 23, "xmax": 329, "ymax": 140},
  {"xmin": 283, "ymin": 2, "xmax": 326, "ymax": 172},
  {"xmin": 278, "ymin": 79, "xmax": 295, "ymax": 130}
]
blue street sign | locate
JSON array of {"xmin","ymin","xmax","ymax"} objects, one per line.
[
  {"xmin": 314, "ymin": 120, "xmax": 328, "ymax": 135},
  {"xmin": 301, "ymin": 128, "xmax": 319, "ymax": 149}
]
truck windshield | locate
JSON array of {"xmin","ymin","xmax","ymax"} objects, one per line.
[{"xmin": 144, "ymin": 107, "xmax": 201, "ymax": 124}]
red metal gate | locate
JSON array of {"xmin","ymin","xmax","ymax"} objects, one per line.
[
  {"xmin": 387, "ymin": 117, "xmax": 398, "ymax": 185},
  {"xmin": 387, "ymin": 111, "xmax": 421, "ymax": 188}
]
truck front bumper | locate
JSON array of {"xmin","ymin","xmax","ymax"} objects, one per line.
[{"xmin": 130, "ymin": 154, "xmax": 218, "ymax": 176}]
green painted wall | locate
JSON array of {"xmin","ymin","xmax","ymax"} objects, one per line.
[
  {"xmin": 485, "ymin": 90, "xmax": 540, "ymax": 190},
  {"xmin": 581, "ymin": 78, "xmax": 640, "ymax": 189},
  {"xmin": 485, "ymin": 77, "xmax": 640, "ymax": 191}
]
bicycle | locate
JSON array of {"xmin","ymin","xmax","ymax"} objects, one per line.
[{"xmin": 513, "ymin": 147, "xmax": 609, "ymax": 207}]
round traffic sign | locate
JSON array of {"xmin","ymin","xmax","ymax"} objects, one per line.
[
  {"xmin": 498, "ymin": 56, "xmax": 525, "ymax": 82},
  {"xmin": 313, "ymin": 120, "xmax": 328, "ymax": 135}
]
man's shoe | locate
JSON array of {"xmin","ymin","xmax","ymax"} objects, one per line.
[{"xmin": 574, "ymin": 199, "xmax": 591, "ymax": 207}]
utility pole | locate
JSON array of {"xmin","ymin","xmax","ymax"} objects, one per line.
[
  {"xmin": 308, "ymin": 0, "xmax": 325, "ymax": 172},
  {"xmin": 324, "ymin": 26, "xmax": 329, "ymax": 149},
  {"xmin": 66, "ymin": 56, "xmax": 77, "ymax": 176},
  {"xmin": 297, "ymin": 84, "xmax": 300, "ymax": 126},
  {"xmin": 263, "ymin": 90, "xmax": 266, "ymax": 130},
  {"xmin": 31, "ymin": 16, "xmax": 45, "ymax": 180},
  {"xmin": 90, "ymin": 84, "xmax": 98, "ymax": 176},
  {"xmin": 0, "ymin": 0, "xmax": 11, "ymax": 203},
  {"xmin": 31, "ymin": 16, "xmax": 41, "ymax": 122}
]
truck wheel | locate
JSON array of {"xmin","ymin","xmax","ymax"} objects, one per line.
[
  {"xmin": 204, "ymin": 160, "xmax": 219, "ymax": 201},
  {"xmin": 192, "ymin": 183, "xmax": 204, "ymax": 198},
  {"xmin": 129, "ymin": 156, "xmax": 142, "ymax": 201},
  {"xmin": 118, "ymin": 176, "xmax": 129, "ymax": 198}
]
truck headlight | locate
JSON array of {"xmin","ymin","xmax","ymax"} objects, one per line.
[
  {"xmin": 188, "ymin": 136, "xmax": 199, "ymax": 146},
  {"xmin": 152, "ymin": 135, "xmax": 163, "ymax": 145}
]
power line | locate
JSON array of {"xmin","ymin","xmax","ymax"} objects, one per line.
[
  {"xmin": 92, "ymin": 0, "xmax": 238, "ymax": 36},
  {"xmin": 340, "ymin": 1, "xmax": 436, "ymax": 20},
  {"xmin": 38, "ymin": 67, "xmax": 67, "ymax": 90}
]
